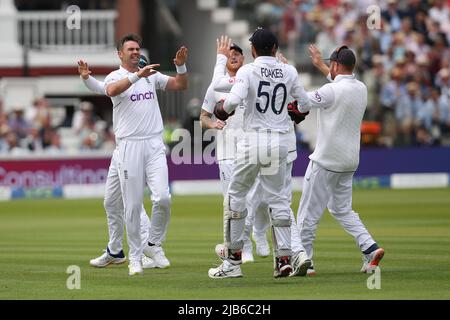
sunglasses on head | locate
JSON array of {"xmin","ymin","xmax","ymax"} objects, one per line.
[{"xmin": 324, "ymin": 45, "xmax": 349, "ymax": 62}]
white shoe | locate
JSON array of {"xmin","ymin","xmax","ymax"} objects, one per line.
[
  {"xmin": 141, "ymin": 255, "xmax": 156, "ymax": 269},
  {"xmin": 128, "ymin": 260, "xmax": 143, "ymax": 276},
  {"xmin": 89, "ymin": 250, "xmax": 126, "ymax": 267},
  {"xmin": 307, "ymin": 262, "xmax": 316, "ymax": 276},
  {"xmin": 208, "ymin": 260, "xmax": 243, "ymax": 279},
  {"xmin": 253, "ymin": 233, "xmax": 270, "ymax": 257},
  {"xmin": 361, "ymin": 248, "xmax": 385, "ymax": 273},
  {"xmin": 289, "ymin": 251, "xmax": 312, "ymax": 277},
  {"xmin": 143, "ymin": 245, "xmax": 170, "ymax": 268},
  {"xmin": 242, "ymin": 241, "xmax": 254, "ymax": 264}
]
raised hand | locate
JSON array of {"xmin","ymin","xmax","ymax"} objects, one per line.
[
  {"xmin": 173, "ymin": 46, "xmax": 188, "ymax": 66},
  {"xmin": 137, "ymin": 64, "xmax": 160, "ymax": 78},
  {"xmin": 77, "ymin": 60, "xmax": 91, "ymax": 80},
  {"xmin": 216, "ymin": 35, "xmax": 231, "ymax": 57},
  {"xmin": 277, "ymin": 52, "xmax": 288, "ymax": 64},
  {"xmin": 308, "ymin": 44, "xmax": 330, "ymax": 76},
  {"xmin": 308, "ymin": 44, "xmax": 325, "ymax": 68}
]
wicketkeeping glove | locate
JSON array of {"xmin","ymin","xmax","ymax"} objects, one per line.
[
  {"xmin": 287, "ymin": 100, "xmax": 309, "ymax": 124},
  {"xmin": 213, "ymin": 99, "xmax": 234, "ymax": 121}
]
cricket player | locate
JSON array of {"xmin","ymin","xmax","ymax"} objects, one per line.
[
  {"xmin": 77, "ymin": 60, "xmax": 156, "ymax": 270},
  {"xmin": 200, "ymin": 37, "xmax": 270, "ymax": 263},
  {"xmin": 208, "ymin": 40, "xmax": 311, "ymax": 275},
  {"xmin": 208, "ymin": 28, "xmax": 311, "ymax": 279},
  {"xmin": 81, "ymin": 34, "xmax": 188, "ymax": 276},
  {"xmin": 295, "ymin": 44, "xmax": 385, "ymax": 275}
]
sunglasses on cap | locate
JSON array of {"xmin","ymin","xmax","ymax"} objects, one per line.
[{"xmin": 323, "ymin": 45, "xmax": 349, "ymax": 62}]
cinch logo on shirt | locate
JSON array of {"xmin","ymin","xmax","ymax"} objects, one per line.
[
  {"xmin": 314, "ymin": 91, "xmax": 322, "ymax": 102},
  {"xmin": 130, "ymin": 90, "xmax": 156, "ymax": 101}
]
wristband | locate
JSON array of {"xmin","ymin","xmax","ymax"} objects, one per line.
[
  {"xmin": 176, "ymin": 64, "xmax": 187, "ymax": 74},
  {"xmin": 128, "ymin": 72, "xmax": 140, "ymax": 84}
]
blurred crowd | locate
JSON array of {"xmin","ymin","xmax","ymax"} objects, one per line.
[
  {"xmin": 252, "ymin": 0, "xmax": 450, "ymax": 147},
  {"xmin": 2, "ymin": 0, "xmax": 450, "ymax": 154},
  {"xmin": 0, "ymin": 98, "xmax": 115, "ymax": 156}
]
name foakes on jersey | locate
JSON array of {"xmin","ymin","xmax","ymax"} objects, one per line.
[{"xmin": 260, "ymin": 67, "xmax": 283, "ymax": 79}]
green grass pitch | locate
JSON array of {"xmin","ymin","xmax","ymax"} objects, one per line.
[{"xmin": 0, "ymin": 188, "xmax": 449, "ymax": 300}]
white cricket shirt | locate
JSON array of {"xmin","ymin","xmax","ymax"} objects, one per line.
[
  {"xmin": 201, "ymin": 54, "xmax": 245, "ymax": 161},
  {"xmin": 223, "ymin": 56, "xmax": 310, "ymax": 133},
  {"xmin": 104, "ymin": 66, "xmax": 170, "ymax": 139},
  {"xmin": 299, "ymin": 74, "xmax": 367, "ymax": 172}
]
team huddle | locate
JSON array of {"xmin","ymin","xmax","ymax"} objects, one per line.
[{"xmin": 77, "ymin": 28, "xmax": 384, "ymax": 278}]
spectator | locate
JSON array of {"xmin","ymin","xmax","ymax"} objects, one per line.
[
  {"xmin": 395, "ymin": 81, "xmax": 422, "ymax": 145},
  {"xmin": 382, "ymin": 0, "xmax": 403, "ymax": 32},
  {"xmin": 316, "ymin": 19, "xmax": 338, "ymax": 59},
  {"xmin": 26, "ymin": 97, "xmax": 51, "ymax": 130},
  {"xmin": 4, "ymin": 131, "xmax": 29, "ymax": 156},
  {"xmin": 45, "ymin": 129, "xmax": 64, "ymax": 154},
  {"xmin": 8, "ymin": 106, "xmax": 31, "ymax": 140},
  {"xmin": 79, "ymin": 117, "xmax": 104, "ymax": 150},
  {"xmin": 72, "ymin": 101, "xmax": 97, "ymax": 134}
]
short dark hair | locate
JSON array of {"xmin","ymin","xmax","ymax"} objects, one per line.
[
  {"xmin": 116, "ymin": 34, "xmax": 142, "ymax": 51},
  {"xmin": 254, "ymin": 46, "xmax": 276, "ymax": 57}
]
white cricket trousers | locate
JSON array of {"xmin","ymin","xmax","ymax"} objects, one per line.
[
  {"xmin": 117, "ymin": 136, "xmax": 171, "ymax": 263},
  {"xmin": 297, "ymin": 161, "xmax": 376, "ymax": 260},
  {"xmin": 104, "ymin": 148, "xmax": 151, "ymax": 255},
  {"xmin": 246, "ymin": 161, "xmax": 305, "ymax": 254},
  {"xmin": 226, "ymin": 131, "xmax": 292, "ymax": 257}
]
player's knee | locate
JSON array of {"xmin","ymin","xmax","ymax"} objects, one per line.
[
  {"xmin": 270, "ymin": 209, "xmax": 291, "ymax": 222},
  {"xmin": 272, "ymin": 218, "xmax": 291, "ymax": 227}
]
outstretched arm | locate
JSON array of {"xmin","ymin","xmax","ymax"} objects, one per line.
[
  {"xmin": 77, "ymin": 60, "xmax": 106, "ymax": 95},
  {"xmin": 308, "ymin": 44, "xmax": 330, "ymax": 78},
  {"xmin": 105, "ymin": 64, "xmax": 160, "ymax": 97},
  {"xmin": 166, "ymin": 46, "xmax": 189, "ymax": 91},
  {"xmin": 212, "ymin": 35, "xmax": 232, "ymax": 88}
]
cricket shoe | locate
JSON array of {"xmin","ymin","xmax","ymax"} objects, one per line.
[
  {"xmin": 142, "ymin": 255, "xmax": 156, "ymax": 269},
  {"xmin": 208, "ymin": 260, "xmax": 243, "ymax": 279},
  {"xmin": 289, "ymin": 251, "xmax": 312, "ymax": 277},
  {"xmin": 253, "ymin": 232, "xmax": 270, "ymax": 257},
  {"xmin": 143, "ymin": 244, "xmax": 170, "ymax": 268},
  {"xmin": 89, "ymin": 249, "xmax": 126, "ymax": 267},
  {"xmin": 361, "ymin": 248, "xmax": 385, "ymax": 273},
  {"xmin": 274, "ymin": 256, "xmax": 293, "ymax": 278},
  {"xmin": 307, "ymin": 263, "xmax": 316, "ymax": 276},
  {"xmin": 242, "ymin": 241, "xmax": 254, "ymax": 264},
  {"xmin": 128, "ymin": 260, "xmax": 143, "ymax": 276}
]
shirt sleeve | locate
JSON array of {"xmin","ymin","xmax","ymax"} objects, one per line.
[
  {"xmin": 290, "ymin": 69, "xmax": 311, "ymax": 112},
  {"xmin": 211, "ymin": 54, "xmax": 228, "ymax": 84},
  {"xmin": 201, "ymin": 84, "xmax": 216, "ymax": 114},
  {"xmin": 300, "ymin": 83, "xmax": 335, "ymax": 112},
  {"xmin": 223, "ymin": 67, "xmax": 248, "ymax": 113},
  {"xmin": 213, "ymin": 75, "xmax": 235, "ymax": 93},
  {"xmin": 81, "ymin": 75, "xmax": 106, "ymax": 95},
  {"xmin": 154, "ymin": 72, "xmax": 170, "ymax": 91},
  {"xmin": 103, "ymin": 72, "xmax": 125, "ymax": 97}
]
